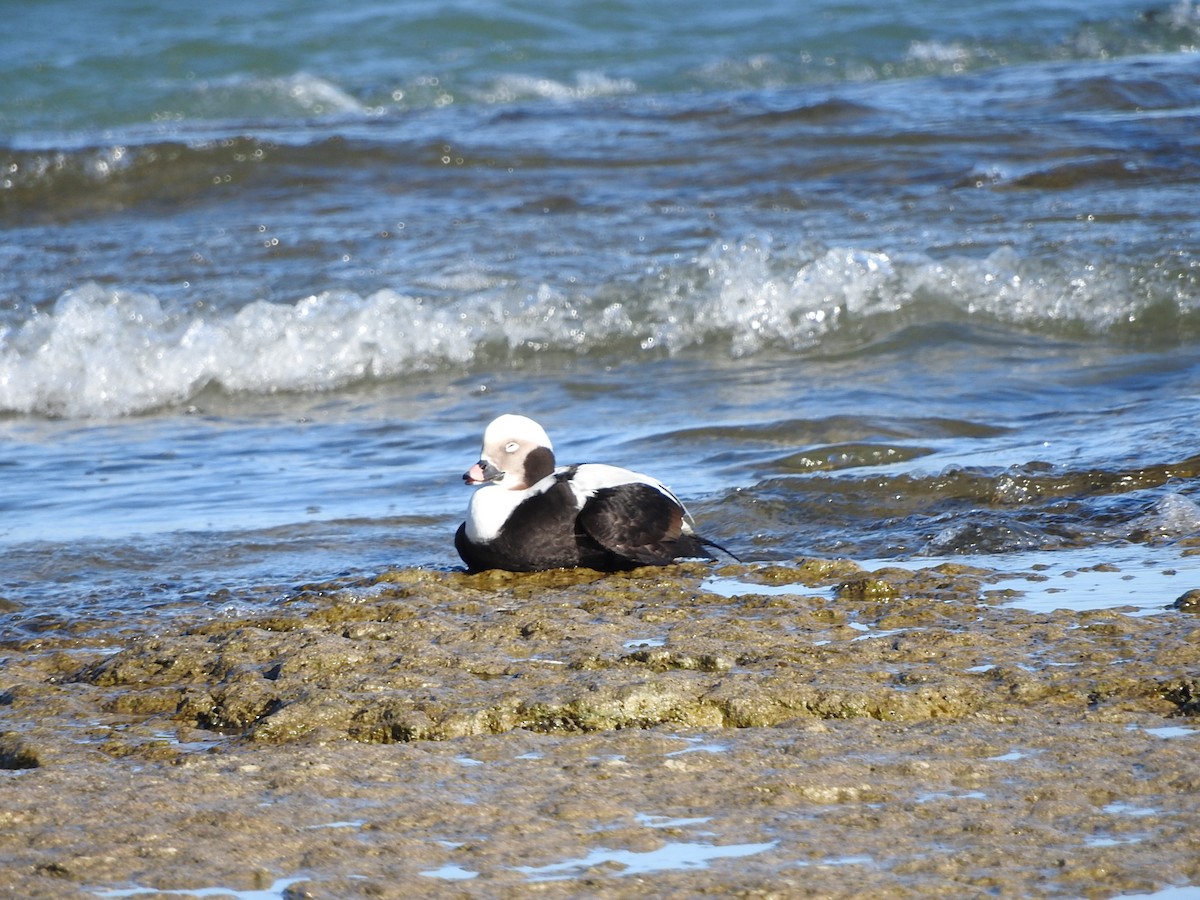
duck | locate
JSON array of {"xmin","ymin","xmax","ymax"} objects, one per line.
[{"xmin": 454, "ymin": 414, "xmax": 726, "ymax": 573}]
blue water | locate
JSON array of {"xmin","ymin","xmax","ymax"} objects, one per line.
[{"xmin": 2, "ymin": 0, "xmax": 1200, "ymax": 631}]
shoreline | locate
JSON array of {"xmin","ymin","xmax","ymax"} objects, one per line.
[{"xmin": 2, "ymin": 561, "xmax": 1198, "ymax": 897}]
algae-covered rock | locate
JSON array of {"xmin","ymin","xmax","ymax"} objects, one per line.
[
  {"xmin": 836, "ymin": 576, "xmax": 902, "ymax": 601},
  {"xmin": 4, "ymin": 563, "xmax": 1200, "ymax": 899},
  {"xmin": 0, "ymin": 733, "xmax": 41, "ymax": 770},
  {"xmin": 1173, "ymin": 589, "xmax": 1200, "ymax": 612},
  {"xmin": 1160, "ymin": 679, "xmax": 1200, "ymax": 716},
  {"xmin": 0, "ymin": 564, "xmax": 1187, "ymax": 760}
]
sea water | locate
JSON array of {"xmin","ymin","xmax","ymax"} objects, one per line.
[{"xmin": 3, "ymin": 0, "xmax": 1199, "ymax": 636}]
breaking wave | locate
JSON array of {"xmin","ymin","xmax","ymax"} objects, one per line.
[{"xmin": 2, "ymin": 240, "xmax": 1197, "ymax": 417}]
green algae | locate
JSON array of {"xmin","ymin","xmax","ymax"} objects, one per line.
[
  {"xmin": 1175, "ymin": 588, "xmax": 1200, "ymax": 612},
  {"xmin": 2, "ymin": 560, "xmax": 1199, "ymax": 898},
  {"xmin": 11, "ymin": 561, "xmax": 1187, "ymax": 754}
]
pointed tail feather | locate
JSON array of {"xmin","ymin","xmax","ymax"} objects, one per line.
[{"xmin": 699, "ymin": 536, "xmax": 740, "ymax": 563}]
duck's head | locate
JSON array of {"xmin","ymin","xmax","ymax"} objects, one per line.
[{"xmin": 464, "ymin": 414, "xmax": 557, "ymax": 490}]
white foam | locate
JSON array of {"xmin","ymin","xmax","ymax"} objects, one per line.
[
  {"xmin": 643, "ymin": 238, "xmax": 1179, "ymax": 357},
  {"xmin": 674, "ymin": 241, "xmax": 899, "ymax": 357},
  {"xmin": 1128, "ymin": 495, "xmax": 1200, "ymax": 539},
  {"xmin": 906, "ymin": 41, "xmax": 973, "ymax": 66},
  {"xmin": 187, "ymin": 72, "xmax": 368, "ymax": 119},
  {"xmin": 0, "ymin": 284, "xmax": 478, "ymax": 417},
  {"xmin": 480, "ymin": 72, "xmax": 637, "ymax": 104},
  {"xmin": 272, "ymin": 73, "xmax": 366, "ymax": 117},
  {"xmin": 1170, "ymin": 0, "xmax": 1200, "ymax": 29},
  {"xmin": 2, "ymin": 239, "xmax": 1187, "ymax": 417}
]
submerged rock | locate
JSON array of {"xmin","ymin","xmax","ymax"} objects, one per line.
[{"xmin": 1173, "ymin": 588, "xmax": 1200, "ymax": 612}]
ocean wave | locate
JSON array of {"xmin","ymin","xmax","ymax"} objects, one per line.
[
  {"xmin": 1, "ymin": 137, "xmax": 277, "ymax": 222},
  {"xmin": 4, "ymin": 2, "xmax": 1197, "ymax": 147},
  {"xmin": 650, "ymin": 239, "xmax": 1200, "ymax": 352},
  {"xmin": 2, "ymin": 241, "xmax": 1197, "ymax": 418},
  {"xmin": 0, "ymin": 286, "xmax": 479, "ymax": 417},
  {"xmin": 476, "ymin": 72, "xmax": 637, "ymax": 105},
  {"xmin": 178, "ymin": 72, "xmax": 370, "ymax": 120}
]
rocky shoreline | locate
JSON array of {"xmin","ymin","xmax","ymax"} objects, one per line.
[{"xmin": 2, "ymin": 560, "xmax": 1198, "ymax": 897}]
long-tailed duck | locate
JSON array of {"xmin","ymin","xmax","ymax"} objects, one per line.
[{"xmin": 455, "ymin": 414, "xmax": 726, "ymax": 573}]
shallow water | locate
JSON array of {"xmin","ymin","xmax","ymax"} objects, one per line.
[
  {"xmin": 706, "ymin": 542, "xmax": 1196, "ymax": 615},
  {"xmin": 515, "ymin": 839, "xmax": 780, "ymax": 881},
  {"xmin": 3, "ymin": 1, "xmax": 1200, "ymax": 631},
  {"xmin": 92, "ymin": 879, "xmax": 306, "ymax": 899}
]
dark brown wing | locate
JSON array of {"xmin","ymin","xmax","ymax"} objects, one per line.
[{"xmin": 576, "ymin": 483, "xmax": 706, "ymax": 566}]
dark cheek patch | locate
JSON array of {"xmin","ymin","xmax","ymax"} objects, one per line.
[{"xmin": 523, "ymin": 446, "xmax": 556, "ymax": 486}]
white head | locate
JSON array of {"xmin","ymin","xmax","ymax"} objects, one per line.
[{"xmin": 463, "ymin": 414, "xmax": 556, "ymax": 491}]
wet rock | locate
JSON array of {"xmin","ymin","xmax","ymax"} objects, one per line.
[
  {"xmin": 0, "ymin": 733, "xmax": 41, "ymax": 769},
  {"xmin": 835, "ymin": 576, "xmax": 902, "ymax": 601},
  {"xmin": 622, "ymin": 648, "xmax": 733, "ymax": 673},
  {"xmin": 3, "ymin": 563, "xmax": 1200, "ymax": 897},
  {"xmin": 1172, "ymin": 589, "xmax": 1200, "ymax": 612},
  {"xmin": 21, "ymin": 564, "xmax": 1189, "ymax": 750},
  {"xmin": 1161, "ymin": 679, "xmax": 1200, "ymax": 716}
]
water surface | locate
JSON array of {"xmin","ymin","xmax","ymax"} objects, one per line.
[{"xmin": 3, "ymin": 0, "xmax": 1199, "ymax": 631}]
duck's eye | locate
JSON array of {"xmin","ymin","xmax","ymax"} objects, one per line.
[{"xmin": 505, "ymin": 441, "xmax": 520, "ymax": 454}]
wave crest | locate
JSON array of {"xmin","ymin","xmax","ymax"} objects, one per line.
[
  {"xmin": 3, "ymin": 240, "xmax": 1196, "ymax": 417},
  {"xmin": 0, "ymin": 286, "xmax": 477, "ymax": 417}
]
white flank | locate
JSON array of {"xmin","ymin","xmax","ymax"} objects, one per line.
[
  {"xmin": 567, "ymin": 464, "xmax": 695, "ymax": 529},
  {"xmin": 465, "ymin": 461, "xmax": 697, "ymax": 544}
]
